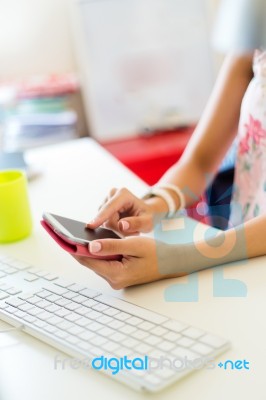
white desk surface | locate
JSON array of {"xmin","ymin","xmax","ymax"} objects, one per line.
[{"xmin": 0, "ymin": 138, "xmax": 265, "ymax": 400}]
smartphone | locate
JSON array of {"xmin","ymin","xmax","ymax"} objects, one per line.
[{"xmin": 41, "ymin": 212, "xmax": 121, "ymax": 260}]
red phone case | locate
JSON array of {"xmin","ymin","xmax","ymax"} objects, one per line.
[{"xmin": 41, "ymin": 220, "xmax": 121, "ymax": 260}]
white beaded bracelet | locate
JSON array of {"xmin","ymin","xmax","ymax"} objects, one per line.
[
  {"xmin": 142, "ymin": 187, "xmax": 176, "ymax": 216},
  {"xmin": 159, "ymin": 183, "xmax": 186, "ymax": 210},
  {"xmin": 142, "ymin": 183, "xmax": 185, "ymax": 216}
]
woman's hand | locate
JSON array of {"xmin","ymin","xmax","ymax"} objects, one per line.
[
  {"xmin": 73, "ymin": 236, "xmax": 177, "ymax": 289},
  {"xmin": 87, "ymin": 187, "xmax": 168, "ymax": 237}
]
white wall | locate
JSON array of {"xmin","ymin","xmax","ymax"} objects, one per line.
[
  {"xmin": 0, "ymin": 0, "xmax": 221, "ymax": 80},
  {"xmin": 0, "ymin": 0, "xmax": 77, "ymax": 79}
]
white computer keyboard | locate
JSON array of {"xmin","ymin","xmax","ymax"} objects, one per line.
[{"xmin": 0, "ymin": 255, "xmax": 230, "ymax": 393}]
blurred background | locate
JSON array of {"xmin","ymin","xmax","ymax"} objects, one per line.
[{"xmin": 0, "ymin": 0, "xmax": 231, "ymax": 227}]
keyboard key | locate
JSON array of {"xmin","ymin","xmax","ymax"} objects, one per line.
[
  {"xmin": 9, "ymin": 260, "xmax": 30, "ymax": 271},
  {"xmin": 54, "ymin": 298, "xmax": 71, "ymax": 307},
  {"xmin": 115, "ymin": 312, "xmax": 131, "ymax": 321},
  {"xmin": 36, "ymin": 271, "xmax": 50, "ymax": 278},
  {"xmin": 0, "ymin": 301, "xmax": 9, "ymax": 309},
  {"xmin": 54, "ymin": 308, "xmax": 71, "ymax": 318},
  {"xmin": 6, "ymin": 287, "xmax": 22, "ymax": 295},
  {"xmin": 6, "ymin": 298, "xmax": 25, "ymax": 308},
  {"xmin": 143, "ymin": 335, "xmax": 162, "ymax": 346},
  {"xmin": 183, "ymin": 327, "xmax": 205, "ymax": 339},
  {"xmin": 67, "ymin": 284, "xmax": 86, "ymax": 293},
  {"xmin": 108, "ymin": 320, "xmax": 125, "ymax": 330},
  {"xmin": 14, "ymin": 310, "xmax": 27, "ymax": 319},
  {"xmin": 66, "ymin": 335, "xmax": 80, "ymax": 345},
  {"xmin": 135, "ymin": 343, "xmax": 152, "ymax": 354},
  {"xmin": 65, "ymin": 313, "xmax": 81, "ymax": 322},
  {"xmin": 96, "ymin": 294, "xmax": 168, "ymax": 324},
  {"xmin": 45, "ymin": 304, "xmax": 61, "ymax": 313},
  {"xmin": 77, "ymin": 341, "xmax": 94, "ymax": 352},
  {"xmin": 33, "ymin": 319, "xmax": 47, "ymax": 329},
  {"xmin": 131, "ymin": 329, "xmax": 149, "ymax": 340},
  {"xmin": 38, "ymin": 311, "xmax": 53, "ymax": 321},
  {"xmin": 102, "ymin": 341, "xmax": 120, "ymax": 353},
  {"xmin": 162, "ymin": 320, "xmax": 188, "ymax": 333},
  {"xmin": 65, "ymin": 302, "xmax": 80, "ymax": 311},
  {"xmin": 57, "ymin": 321, "xmax": 74, "ymax": 330},
  {"xmin": 91, "ymin": 303, "xmax": 109, "ymax": 312},
  {"xmin": 75, "ymin": 317, "xmax": 91, "ymax": 327},
  {"xmin": 86, "ymin": 322, "xmax": 103, "ymax": 332},
  {"xmin": 75, "ymin": 306, "xmax": 91, "ymax": 316},
  {"xmin": 27, "ymin": 296, "xmax": 42, "ymax": 305},
  {"xmin": 0, "ymin": 266, "xmax": 17, "ymax": 274},
  {"xmin": 191, "ymin": 343, "xmax": 213, "ymax": 355},
  {"xmin": 0, "ymin": 272, "xmax": 6, "ymax": 279},
  {"xmin": 90, "ymin": 336, "xmax": 107, "ymax": 346},
  {"xmin": 199, "ymin": 334, "xmax": 228, "ymax": 349},
  {"xmin": 18, "ymin": 292, "xmax": 35, "ymax": 300},
  {"xmin": 67, "ymin": 325, "xmax": 84, "ymax": 336},
  {"xmin": 82, "ymin": 299, "xmax": 97, "ymax": 308},
  {"xmin": 126, "ymin": 316, "xmax": 143, "ymax": 326},
  {"xmin": 4, "ymin": 305, "xmax": 18, "ymax": 314},
  {"xmin": 24, "ymin": 274, "xmax": 39, "ymax": 282},
  {"xmin": 163, "ymin": 332, "xmax": 182, "ymax": 342},
  {"xmin": 103, "ymin": 307, "xmax": 119, "ymax": 317},
  {"xmin": 138, "ymin": 321, "xmax": 155, "ymax": 331},
  {"xmin": 97, "ymin": 315, "xmax": 113, "ymax": 325},
  {"xmin": 54, "ymin": 330, "xmax": 69, "ymax": 340},
  {"xmin": 63, "ymin": 291, "xmax": 78, "ymax": 300},
  {"xmin": 172, "ymin": 347, "xmax": 199, "ymax": 361},
  {"xmin": 79, "ymin": 288, "xmax": 101, "ymax": 298},
  {"xmin": 43, "ymin": 285, "xmax": 67, "ymax": 296},
  {"xmin": 78, "ymin": 331, "xmax": 95, "ymax": 341},
  {"xmin": 177, "ymin": 337, "xmax": 195, "ymax": 348},
  {"xmin": 71, "ymin": 295, "xmax": 88, "ymax": 304},
  {"xmin": 47, "ymin": 316, "xmax": 64, "ymax": 325},
  {"xmin": 86, "ymin": 310, "xmax": 101, "ymax": 320},
  {"xmin": 45, "ymin": 294, "xmax": 61, "ymax": 303},
  {"xmin": 110, "ymin": 332, "xmax": 127, "ymax": 343},
  {"xmin": 28, "ymin": 307, "xmax": 43, "ymax": 316},
  {"xmin": 97, "ymin": 327, "xmax": 115, "ymax": 337},
  {"xmin": 37, "ymin": 300, "xmax": 51, "ymax": 309},
  {"xmin": 43, "ymin": 274, "xmax": 58, "ymax": 281},
  {"xmin": 23, "ymin": 314, "xmax": 36, "ymax": 324},
  {"xmin": 113, "ymin": 347, "xmax": 133, "ymax": 358},
  {"xmin": 157, "ymin": 340, "xmax": 176, "ymax": 352},
  {"xmin": 122, "ymin": 338, "xmax": 139, "ymax": 348},
  {"xmin": 54, "ymin": 278, "xmax": 73, "ymax": 288},
  {"xmin": 43, "ymin": 324, "xmax": 57, "ymax": 334},
  {"xmin": 36, "ymin": 290, "xmax": 52, "ymax": 299},
  {"xmin": 119, "ymin": 324, "xmax": 136, "ymax": 335},
  {"xmin": 18, "ymin": 303, "xmax": 34, "ymax": 312}
]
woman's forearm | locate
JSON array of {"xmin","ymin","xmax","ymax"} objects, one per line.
[
  {"xmin": 157, "ymin": 214, "xmax": 266, "ymax": 276},
  {"xmin": 153, "ymin": 53, "xmax": 254, "ymax": 211}
]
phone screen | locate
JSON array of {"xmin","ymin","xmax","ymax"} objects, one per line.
[{"xmin": 43, "ymin": 213, "xmax": 120, "ymax": 244}]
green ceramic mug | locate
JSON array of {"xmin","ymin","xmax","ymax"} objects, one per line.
[{"xmin": 0, "ymin": 170, "xmax": 32, "ymax": 243}]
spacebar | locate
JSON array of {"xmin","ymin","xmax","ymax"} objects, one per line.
[{"xmin": 96, "ymin": 294, "xmax": 168, "ymax": 324}]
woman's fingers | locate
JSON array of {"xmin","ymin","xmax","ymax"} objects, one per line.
[
  {"xmin": 86, "ymin": 188, "xmax": 137, "ymax": 229},
  {"xmin": 118, "ymin": 215, "xmax": 153, "ymax": 233},
  {"xmin": 88, "ymin": 237, "xmax": 146, "ymax": 257}
]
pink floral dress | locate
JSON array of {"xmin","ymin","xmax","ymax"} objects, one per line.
[{"xmin": 230, "ymin": 50, "xmax": 266, "ymax": 226}]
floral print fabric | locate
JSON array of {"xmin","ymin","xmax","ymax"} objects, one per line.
[{"xmin": 230, "ymin": 50, "xmax": 266, "ymax": 226}]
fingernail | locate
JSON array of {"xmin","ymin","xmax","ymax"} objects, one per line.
[
  {"xmin": 120, "ymin": 220, "xmax": 130, "ymax": 231},
  {"xmin": 90, "ymin": 241, "xmax": 102, "ymax": 253},
  {"xmin": 87, "ymin": 219, "xmax": 95, "ymax": 226}
]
